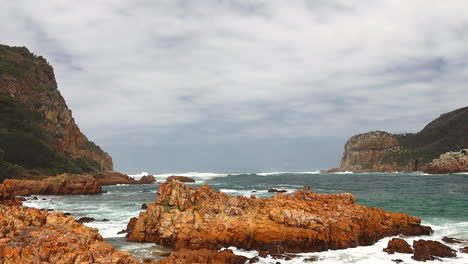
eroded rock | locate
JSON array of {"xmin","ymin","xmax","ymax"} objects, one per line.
[
  {"xmin": 157, "ymin": 248, "xmax": 248, "ymax": 264},
  {"xmin": 383, "ymin": 238, "xmax": 413, "ymax": 254},
  {"xmin": 412, "ymin": 240, "xmax": 457, "ymax": 261},
  {"xmin": 128, "ymin": 181, "xmax": 432, "ymax": 253}
]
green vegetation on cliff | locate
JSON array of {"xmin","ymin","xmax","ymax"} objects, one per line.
[{"xmin": 0, "ymin": 93, "xmax": 99, "ymax": 182}]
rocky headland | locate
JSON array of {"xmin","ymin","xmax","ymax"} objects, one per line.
[
  {"xmin": 128, "ymin": 180, "xmax": 432, "ymax": 253},
  {"xmin": 0, "ymin": 44, "xmax": 112, "ymax": 181},
  {"xmin": 330, "ymin": 107, "xmax": 468, "ymax": 173},
  {"xmin": 94, "ymin": 171, "xmax": 156, "ymax": 185}
]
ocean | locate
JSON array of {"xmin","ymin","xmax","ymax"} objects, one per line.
[{"xmin": 23, "ymin": 172, "xmax": 468, "ymax": 263}]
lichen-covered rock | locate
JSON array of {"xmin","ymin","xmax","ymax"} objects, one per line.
[
  {"xmin": 128, "ymin": 181, "xmax": 432, "ymax": 253},
  {"xmin": 383, "ymin": 238, "xmax": 413, "ymax": 254},
  {"xmin": 0, "ymin": 205, "xmax": 146, "ymax": 264},
  {"xmin": 412, "ymin": 240, "xmax": 457, "ymax": 261},
  {"xmin": 94, "ymin": 171, "xmax": 155, "ymax": 185},
  {"xmin": 425, "ymin": 150, "xmax": 468, "ymax": 174},
  {"xmin": 1, "ymin": 174, "xmax": 101, "ymax": 196},
  {"xmin": 157, "ymin": 249, "xmax": 248, "ymax": 264}
]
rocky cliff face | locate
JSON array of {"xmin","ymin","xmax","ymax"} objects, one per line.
[
  {"xmin": 425, "ymin": 150, "xmax": 468, "ymax": 174},
  {"xmin": 0, "ymin": 44, "xmax": 112, "ymax": 175},
  {"xmin": 128, "ymin": 181, "xmax": 432, "ymax": 253},
  {"xmin": 332, "ymin": 107, "xmax": 468, "ymax": 172}
]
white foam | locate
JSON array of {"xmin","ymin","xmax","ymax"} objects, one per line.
[{"xmin": 330, "ymin": 171, "xmax": 354, "ymax": 174}]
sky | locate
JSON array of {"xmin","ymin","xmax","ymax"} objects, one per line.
[{"xmin": 1, "ymin": 0, "xmax": 468, "ymax": 173}]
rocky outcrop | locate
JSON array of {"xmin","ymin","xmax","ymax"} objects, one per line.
[
  {"xmin": 128, "ymin": 181, "xmax": 432, "ymax": 253},
  {"xmin": 157, "ymin": 249, "xmax": 248, "ymax": 264},
  {"xmin": 94, "ymin": 171, "xmax": 155, "ymax": 185},
  {"xmin": 383, "ymin": 238, "xmax": 413, "ymax": 254},
  {"xmin": 0, "ymin": 205, "xmax": 147, "ymax": 264},
  {"xmin": 330, "ymin": 131, "xmax": 413, "ymax": 172},
  {"xmin": 331, "ymin": 107, "xmax": 468, "ymax": 173},
  {"xmin": 167, "ymin": 176, "xmax": 195, "ymax": 183},
  {"xmin": 0, "ymin": 44, "xmax": 112, "ymax": 175},
  {"xmin": 412, "ymin": 240, "xmax": 457, "ymax": 261},
  {"xmin": 1, "ymin": 174, "xmax": 101, "ymax": 196},
  {"xmin": 425, "ymin": 150, "xmax": 468, "ymax": 174}
]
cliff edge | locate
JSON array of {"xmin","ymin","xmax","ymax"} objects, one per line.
[
  {"xmin": 331, "ymin": 107, "xmax": 468, "ymax": 172},
  {"xmin": 0, "ymin": 44, "xmax": 112, "ymax": 180}
]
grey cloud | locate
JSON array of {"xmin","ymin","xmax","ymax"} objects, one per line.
[{"xmin": 1, "ymin": 0, "xmax": 467, "ymax": 172}]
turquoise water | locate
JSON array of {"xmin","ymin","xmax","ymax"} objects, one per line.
[{"xmin": 24, "ymin": 172, "xmax": 468, "ymax": 263}]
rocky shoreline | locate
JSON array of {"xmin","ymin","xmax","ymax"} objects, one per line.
[{"xmin": 128, "ymin": 180, "xmax": 432, "ymax": 255}]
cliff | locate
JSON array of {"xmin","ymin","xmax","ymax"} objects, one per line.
[
  {"xmin": 128, "ymin": 181, "xmax": 432, "ymax": 253},
  {"xmin": 425, "ymin": 149, "xmax": 468, "ymax": 174},
  {"xmin": 0, "ymin": 44, "xmax": 112, "ymax": 180},
  {"xmin": 332, "ymin": 107, "xmax": 468, "ymax": 172}
]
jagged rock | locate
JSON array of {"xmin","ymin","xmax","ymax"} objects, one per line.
[
  {"xmin": 425, "ymin": 150, "xmax": 468, "ymax": 174},
  {"xmin": 94, "ymin": 171, "xmax": 156, "ymax": 185},
  {"xmin": 142, "ymin": 203, "xmax": 148, "ymax": 209},
  {"xmin": 412, "ymin": 240, "xmax": 457, "ymax": 261},
  {"xmin": 157, "ymin": 248, "xmax": 248, "ymax": 264},
  {"xmin": 128, "ymin": 181, "xmax": 432, "ymax": 253},
  {"xmin": 1, "ymin": 174, "xmax": 101, "ymax": 196},
  {"xmin": 383, "ymin": 238, "xmax": 413, "ymax": 254},
  {"xmin": 167, "ymin": 176, "xmax": 195, "ymax": 183},
  {"xmin": 0, "ymin": 205, "xmax": 146, "ymax": 264}
]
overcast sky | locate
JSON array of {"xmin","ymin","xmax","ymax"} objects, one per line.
[{"xmin": 2, "ymin": 0, "xmax": 468, "ymax": 173}]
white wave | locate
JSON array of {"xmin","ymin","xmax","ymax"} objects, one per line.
[
  {"xmin": 257, "ymin": 171, "xmax": 321, "ymax": 176},
  {"xmin": 330, "ymin": 171, "xmax": 354, "ymax": 174}
]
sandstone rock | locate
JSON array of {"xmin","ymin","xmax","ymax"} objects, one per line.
[
  {"xmin": 128, "ymin": 181, "xmax": 432, "ymax": 253},
  {"xmin": 157, "ymin": 248, "xmax": 248, "ymax": 264},
  {"xmin": 1, "ymin": 174, "xmax": 101, "ymax": 196},
  {"xmin": 95, "ymin": 171, "xmax": 156, "ymax": 185},
  {"xmin": 412, "ymin": 240, "xmax": 456, "ymax": 261},
  {"xmin": 167, "ymin": 176, "xmax": 195, "ymax": 183},
  {"xmin": 383, "ymin": 238, "xmax": 413, "ymax": 254},
  {"xmin": 0, "ymin": 45, "xmax": 113, "ymax": 172},
  {"xmin": 0, "ymin": 205, "xmax": 145, "ymax": 264},
  {"xmin": 331, "ymin": 131, "xmax": 412, "ymax": 172},
  {"xmin": 425, "ymin": 150, "xmax": 468, "ymax": 174}
]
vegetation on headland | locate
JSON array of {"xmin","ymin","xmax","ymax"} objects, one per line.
[
  {"xmin": 0, "ymin": 94, "xmax": 99, "ymax": 182},
  {"xmin": 382, "ymin": 106, "xmax": 468, "ymax": 168}
]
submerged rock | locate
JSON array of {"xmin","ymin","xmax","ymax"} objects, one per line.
[
  {"xmin": 412, "ymin": 240, "xmax": 457, "ymax": 261},
  {"xmin": 268, "ymin": 188, "xmax": 287, "ymax": 193},
  {"xmin": 128, "ymin": 181, "xmax": 432, "ymax": 253},
  {"xmin": 167, "ymin": 176, "xmax": 196, "ymax": 183}
]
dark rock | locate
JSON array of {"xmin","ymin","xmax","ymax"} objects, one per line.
[
  {"xmin": 383, "ymin": 238, "xmax": 413, "ymax": 254},
  {"xmin": 461, "ymin": 246, "xmax": 468, "ymax": 253},
  {"xmin": 412, "ymin": 240, "xmax": 457, "ymax": 261},
  {"xmin": 167, "ymin": 176, "xmax": 195, "ymax": 183},
  {"xmin": 77, "ymin": 217, "xmax": 97, "ymax": 223},
  {"xmin": 32, "ymin": 196, "xmax": 38, "ymax": 200},
  {"xmin": 248, "ymin": 257, "xmax": 260, "ymax": 263},
  {"xmin": 101, "ymin": 218, "xmax": 110, "ymax": 222},
  {"xmin": 391, "ymin": 259, "xmax": 403, "ymax": 263},
  {"xmin": 268, "ymin": 188, "xmax": 287, "ymax": 193},
  {"xmin": 442, "ymin": 236, "xmax": 468, "ymax": 244},
  {"xmin": 141, "ymin": 203, "xmax": 147, "ymax": 209},
  {"xmin": 17, "ymin": 197, "xmax": 26, "ymax": 201},
  {"xmin": 304, "ymin": 256, "xmax": 319, "ymax": 262},
  {"xmin": 63, "ymin": 213, "xmax": 71, "ymax": 216},
  {"xmin": 42, "ymin": 198, "xmax": 46, "ymax": 200}
]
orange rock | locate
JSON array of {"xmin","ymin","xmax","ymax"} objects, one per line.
[
  {"xmin": 95, "ymin": 171, "xmax": 156, "ymax": 185},
  {"xmin": 383, "ymin": 238, "xmax": 413, "ymax": 254},
  {"xmin": 0, "ymin": 205, "xmax": 147, "ymax": 264},
  {"xmin": 1, "ymin": 173, "xmax": 101, "ymax": 196},
  {"xmin": 157, "ymin": 248, "xmax": 248, "ymax": 264},
  {"xmin": 128, "ymin": 181, "xmax": 432, "ymax": 253},
  {"xmin": 425, "ymin": 150, "xmax": 468, "ymax": 174}
]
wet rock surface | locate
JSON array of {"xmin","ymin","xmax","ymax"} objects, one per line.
[
  {"xmin": 383, "ymin": 238, "xmax": 413, "ymax": 254},
  {"xmin": 157, "ymin": 248, "xmax": 248, "ymax": 264},
  {"xmin": 412, "ymin": 239, "xmax": 457, "ymax": 261},
  {"xmin": 94, "ymin": 171, "xmax": 155, "ymax": 185}
]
